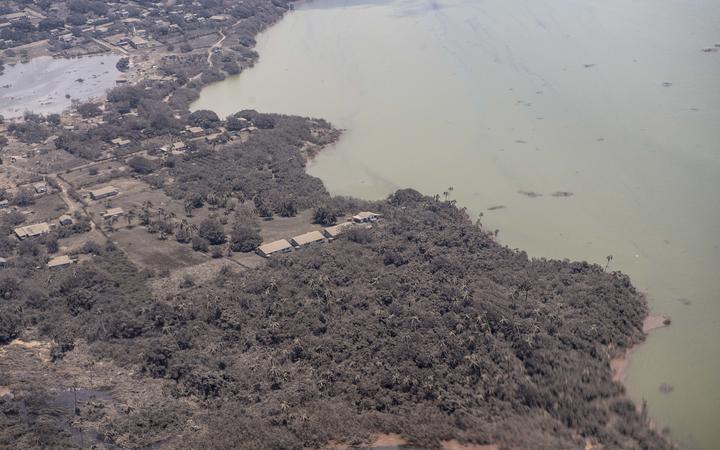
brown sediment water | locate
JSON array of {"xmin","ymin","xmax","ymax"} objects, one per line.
[
  {"xmin": 192, "ymin": 0, "xmax": 720, "ymax": 448},
  {"xmin": 0, "ymin": 54, "xmax": 120, "ymax": 119}
]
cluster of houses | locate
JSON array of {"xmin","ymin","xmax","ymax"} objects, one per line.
[
  {"xmin": 256, "ymin": 212, "xmax": 381, "ymax": 258},
  {"xmin": 5, "ymin": 184, "xmax": 123, "ymax": 269}
]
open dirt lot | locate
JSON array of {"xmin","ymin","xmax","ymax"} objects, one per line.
[
  {"xmin": 20, "ymin": 192, "xmax": 69, "ymax": 224},
  {"xmin": 63, "ymin": 161, "xmax": 129, "ymax": 188},
  {"xmin": 110, "ymin": 226, "xmax": 208, "ymax": 271}
]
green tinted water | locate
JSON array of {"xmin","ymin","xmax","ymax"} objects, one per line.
[{"xmin": 192, "ymin": 1, "xmax": 720, "ymax": 447}]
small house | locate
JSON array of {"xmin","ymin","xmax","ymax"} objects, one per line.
[
  {"xmin": 290, "ymin": 230, "xmax": 326, "ymax": 248},
  {"xmin": 186, "ymin": 126, "xmax": 205, "ymax": 136},
  {"xmin": 257, "ymin": 239, "xmax": 293, "ymax": 258},
  {"xmin": 34, "ymin": 183, "xmax": 47, "ymax": 194},
  {"xmin": 352, "ymin": 211, "xmax": 382, "ymax": 223},
  {"xmin": 102, "ymin": 207, "xmax": 125, "ymax": 218},
  {"xmin": 0, "ymin": 200, "xmax": 9, "ymax": 209},
  {"xmin": 14, "ymin": 222, "xmax": 50, "ymax": 240},
  {"xmin": 89, "ymin": 186, "xmax": 118, "ymax": 200},
  {"xmin": 58, "ymin": 214, "xmax": 73, "ymax": 226},
  {"xmin": 47, "ymin": 255, "xmax": 74, "ymax": 269},
  {"xmin": 111, "ymin": 138, "xmax": 131, "ymax": 146}
]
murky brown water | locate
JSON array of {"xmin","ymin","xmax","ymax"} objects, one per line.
[
  {"xmin": 0, "ymin": 54, "xmax": 120, "ymax": 119},
  {"xmin": 192, "ymin": 0, "xmax": 720, "ymax": 448}
]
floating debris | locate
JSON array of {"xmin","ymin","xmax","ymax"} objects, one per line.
[
  {"xmin": 659, "ymin": 383, "xmax": 675, "ymax": 395},
  {"xmin": 487, "ymin": 205, "xmax": 506, "ymax": 211},
  {"xmin": 518, "ymin": 190, "xmax": 542, "ymax": 198},
  {"xmin": 675, "ymin": 298, "xmax": 692, "ymax": 306},
  {"xmin": 661, "ymin": 81, "xmax": 672, "ymax": 87},
  {"xmin": 552, "ymin": 191, "xmax": 574, "ymax": 197},
  {"xmin": 596, "ymin": 137, "xmax": 605, "ymax": 142},
  {"xmin": 700, "ymin": 47, "xmax": 718, "ymax": 53},
  {"xmin": 583, "ymin": 63, "xmax": 596, "ymax": 68},
  {"xmin": 515, "ymin": 139, "xmax": 527, "ymax": 144}
]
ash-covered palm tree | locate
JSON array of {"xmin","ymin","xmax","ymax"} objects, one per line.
[{"xmin": 605, "ymin": 254, "xmax": 613, "ymax": 271}]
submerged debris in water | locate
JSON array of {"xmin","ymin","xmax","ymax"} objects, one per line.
[
  {"xmin": 487, "ymin": 205, "xmax": 506, "ymax": 211},
  {"xmin": 661, "ymin": 81, "xmax": 672, "ymax": 87},
  {"xmin": 518, "ymin": 190, "xmax": 542, "ymax": 198},
  {"xmin": 659, "ymin": 383, "xmax": 675, "ymax": 394},
  {"xmin": 552, "ymin": 191, "xmax": 574, "ymax": 197}
]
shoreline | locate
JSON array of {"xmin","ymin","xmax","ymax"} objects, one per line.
[
  {"xmin": 0, "ymin": 1, "xmax": 679, "ymax": 448},
  {"xmin": 611, "ymin": 314, "xmax": 671, "ymax": 383}
]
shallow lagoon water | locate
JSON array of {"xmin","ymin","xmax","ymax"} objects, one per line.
[
  {"xmin": 192, "ymin": 0, "xmax": 720, "ymax": 448},
  {"xmin": 0, "ymin": 54, "xmax": 120, "ymax": 119}
]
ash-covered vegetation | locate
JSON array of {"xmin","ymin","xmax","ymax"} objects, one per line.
[
  {"xmin": 0, "ymin": 190, "xmax": 670, "ymax": 449},
  {"xmin": 164, "ymin": 112, "xmax": 338, "ymax": 212}
]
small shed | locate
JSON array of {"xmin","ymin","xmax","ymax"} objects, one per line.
[
  {"xmin": 48, "ymin": 255, "xmax": 74, "ymax": 269},
  {"xmin": 291, "ymin": 230, "xmax": 326, "ymax": 248},
  {"xmin": 34, "ymin": 183, "xmax": 47, "ymax": 194},
  {"xmin": 257, "ymin": 239, "xmax": 293, "ymax": 258}
]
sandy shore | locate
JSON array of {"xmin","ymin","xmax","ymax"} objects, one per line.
[{"xmin": 611, "ymin": 315, "xmax": 671, "ymax": 382}]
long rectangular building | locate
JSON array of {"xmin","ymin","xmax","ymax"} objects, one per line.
[
  {"xmin": 291, "ymin": 230, "xmax": 325, "ymax": 247},
  {"xmin": 257, "ymin": 239, "xmax": 293, "ymax": 258},
  {"xmin": 89, "ymin": 186, "xmax": 119, "ymax": 200}
]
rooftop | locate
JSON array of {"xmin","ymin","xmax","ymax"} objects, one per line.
[
  {"xmin": 103, "ymin": 207, "xmax": 125, "ymax": 217},
  {"xmin": 89, "ymin": 186, "xmax": 118, "ymax": 197},
  {"xmin": 258, "ymin": 239, "xmax": 293, "ymax": 255},
  {"xmin": 323, "ymin": 222, "xmax": 354, "ymax": 238},
  {"xmin": 291, "ymin": 230, "xmax": 326, "ymax": 246},
  {"xmin": 353, "ymin": 211, "xmax": 382, "ymax": 222},
  {"xmin": 14, "ymin": 222, "xmax": 50, "ymax": 239},
  {"xmin": 48, "ymin": 255, "xmax": 74, "ymax": 268}
]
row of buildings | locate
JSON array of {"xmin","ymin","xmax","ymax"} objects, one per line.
[{"xmin": 257, "ymin": 212, "xmax": 381, "ymax": 258}]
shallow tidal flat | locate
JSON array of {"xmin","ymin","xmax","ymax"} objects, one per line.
[
  {"xmin": 0, "ymin": 54, "xmax": 120, "ymax": 119},
  {"xmin": 192, "ymin": 0, "xmax": 720, "ymax": 447}
]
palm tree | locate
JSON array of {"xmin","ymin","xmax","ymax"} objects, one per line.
[
  {"xmin": 605, "ymin": 254, "xmax": 613, "ymax": 271},
  {"xmin": 126, "ymin": 209, "xmax": 136, "ymax": 226},
  {"xmin": 184, "ymin": 199, "xmax": 194, "ymax": 217},
  {"xmin": 104, "ymin": 215, "xmax": 118, "ymax": 232}
]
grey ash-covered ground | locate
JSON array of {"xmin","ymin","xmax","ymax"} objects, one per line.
[{"xmin": 1, "ymin": 190, "xmax": 670, "ymax": 449}]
